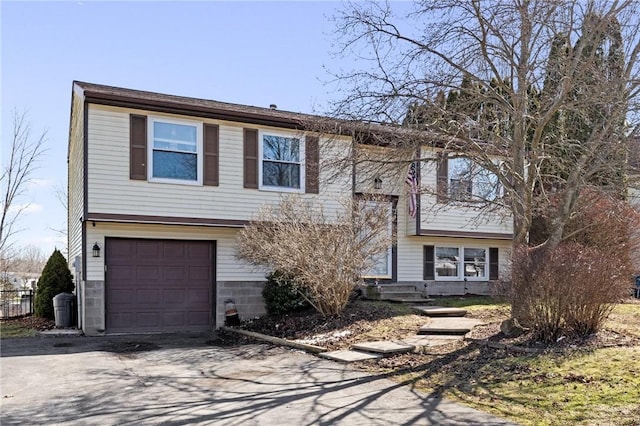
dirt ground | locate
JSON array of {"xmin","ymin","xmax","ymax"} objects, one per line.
[
  {"xmin": 4, "ymin": 297, "xmax": 639, "ymax": 353},
  {"xmin": 236, "ymin": 297, "xmax": 640, "ymax": 353}
]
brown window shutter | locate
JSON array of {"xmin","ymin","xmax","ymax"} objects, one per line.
[
  {"xmin": 305, "ymin": 135, "xmax": 319, "ymax": 194},
  {"xmin": 203, "ymin": 124, "xmax": 219, "ymax": 186},
  {"xmin": 244, "ymin": 128, "xmax": 259, "ymax": 188},
  {"xmin": 130, "ymin": 115, "xmax": 147, "ymax": 180},
  {"xmin": 489, "ymin": 247, "xmax": 499, "ymax": 280},
  {"xmin": 436, "ymin": 153, "xmax": 448, "ymax": 202},
  {"xmin": 423, "ymin": 245, "xmax": 435, "ymax": 280}
]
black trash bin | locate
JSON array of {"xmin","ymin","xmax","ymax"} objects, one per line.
[{"xmin": 53, "ymin": 292, "xmax": 76, "ymax": 328}]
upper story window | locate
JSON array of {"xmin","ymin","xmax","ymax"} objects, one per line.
[
  {"xmin": 260, "ymin": 132, "xmax": 305, "ymax": 191},
  {"xmin": 149, "ymin": 117, "xmax": 202, "ymax": 184},
  {"xmin": 447, "ymin": 157, "xmax": 499, "ymax": 202}
]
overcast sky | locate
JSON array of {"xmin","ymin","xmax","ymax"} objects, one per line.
[{"xmin": 1, "ymin": 1, "xmax": 356, "ymax": 257}]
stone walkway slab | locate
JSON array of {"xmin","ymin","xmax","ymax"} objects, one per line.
[
  {"xmin": 419, "ymin": 317, "xmax": 485, "ymax": 335},
  {"xmin": 412, "ymin": 306, "xmax": 468, "ymax": 317},
  {"xmin": 351, "ymin": 341, "xmax": 415, "ymax": 354},
  {"xmin": 399, "ymin": 335, "xmax": 464, "ymax": 348},
  {"xmin": 319, "ymin": 350, "xmax": 383, "ymax": 362}
]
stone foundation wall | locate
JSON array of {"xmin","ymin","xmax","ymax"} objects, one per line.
[
  {"xmin": 216, "ymin": 281, "xmax": 267, "ymax": 328},
  {"xmin": 398, "ymin": 281, "xmax": 494, "ymax": 297},
  {"xmin": 82, "ymin": 280, "xmax": 105, "ymax": 336},
  {"xmin": 81, "ymin": 279, "xmax": 267, "ymax": 334}
]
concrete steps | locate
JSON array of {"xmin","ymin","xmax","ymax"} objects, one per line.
[
  {"xmin": 320, "ymin": 340, "xmax": 415, "ymax": 362},
  {"xmin": 412, "ymin": 305, "xmax": 468, "ymax": 317},
  {"xmin": 364, "ymin": 284, "xmax": 430, "ymax": 303},
  {"xmin": 319, "ymin": 301, "xmax": 485, "ymax": 363},
  {"xmin": 418, "ymin": 317, "xmax": 485, "ymax": 335}
]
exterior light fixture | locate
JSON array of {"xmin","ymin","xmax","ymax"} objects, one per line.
[
  {"xmin": 374, "ymin": 177, "xmax": 383, "ymax": 190},
  {"xmin": 92, "ymin": 243, "xmax": 101, "ymax": 258}
]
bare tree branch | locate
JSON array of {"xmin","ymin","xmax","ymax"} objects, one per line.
[
  {"xmin": 236, "ymin": 195, "xmax": 393, "ymax": 316},
  {"xmin": 0, "ymin": 110, "xmax": 47, "ymax": 255}
]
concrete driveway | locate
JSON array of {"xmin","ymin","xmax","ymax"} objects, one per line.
[{"xmin": 0, "ymin": 333, "xmax": 515, "ymax": 425}]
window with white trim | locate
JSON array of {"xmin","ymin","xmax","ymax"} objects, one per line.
[
  {"xmin": 149, "ymin": 117, "xmax": 202, "ymax": 184},
  {"xmin": 259, "ymin": 132, "xmax": 304, "ymax": 191},
  {"xmin": 449, "ymin": 157, "xmax": 499, "ymax": 201},
  {"xmin": 435, "ymin": 246, "xmax": 487, "ymax": 280}
]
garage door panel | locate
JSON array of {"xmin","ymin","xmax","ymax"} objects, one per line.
[
  {"xmin": 163, "ymin": 242, "xmax": 186, "ymax": 258},
  {"xmin": 188, "ymin": 266, "xmax": 211, "ymax": 280},
  {"xmin": 107, "ymin": 240, "xmax": 134, "ymax": 258},
  {"xmin": 109, "ymin": 312, "xmax": 134, "ymax": 329},
  {"xmin": 106, "ymin": 238, "xmax": 215, "ymax": 333},
  {"xmin": 136, "ymin": 241, "xmax": 161, "ymax": 258},
  {"xmin": 109, "ymin": 266, "xmax": 135, "ymax": 282},
  {"xmin": 163, "ymin": 312, "xmax": 186, "ymax": 326},
  {"xmin": 188, "ymin": 311, "xmax": 210, "ymax": 326},
  {"xmin": 137, "ymin": 312, "xmax": 161, "ymax": 327},
  {"xmin": 188, "ymin": 243, "xmax": 212, "ymax": 258},
  {"xmin": 163, "ymin": 289, "xmax": 186, "ymax": 304},
  {"xmin": 163, "ymin": 266, "xmax": 186, "ymax": 280},
  {"xmin": 136, "ymin": 266, "xmax": 160, "ymax": 280},
  {"xmin": 109, "ymin": 289, "xmax": 135, "ymax": 305},
  {"xmin": 135, "ymin": 289, "xmax": 161, "ymax": 304},
  {"xmin": 188, "ymin": 288, "xmax": 210, "ymax": 302}
]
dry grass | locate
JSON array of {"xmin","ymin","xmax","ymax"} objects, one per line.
[
  {"xmin": 606, "ymin": 300, "xmax": 640, "ymax": 339},
  {"xmin": 346, "ymin": 298, "xmax": 640, "ymax": 426}
]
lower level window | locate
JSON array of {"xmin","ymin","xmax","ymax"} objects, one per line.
[
  {"xmin": 435, "ymin": 247, "xmax": 459, "ymax": 277},
  {"xmin": 435, "ymin": 246, "xmax": 487, "ymax": 280}
]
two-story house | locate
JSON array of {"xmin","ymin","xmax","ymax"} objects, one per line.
[{"xmin": 68, "ymin": 81, "xmax": 512, "ymax": 336}]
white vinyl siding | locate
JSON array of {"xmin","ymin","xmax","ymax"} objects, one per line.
[
  {"xmin": 396, "ymin": 194, "xmax": 511, "ymax": 282},
  {"xmin": 68, "ymin": 91, "xmax": 85, "ymax": 274},
  {"xmin": 417, "ymin": 148, "xmax": 513, "ymax": 236},
  {"xmin": 85, "ymin": 223, "xmax": 267, "ymax": 282},
  {"xmin": 85, "ymin": 105, "xmax": 351, "ymax": 221},
  {"xmin": 353, "ymin": 144, "xmax": 404, "ymax": 196}
]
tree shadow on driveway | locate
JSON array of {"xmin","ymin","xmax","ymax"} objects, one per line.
[{"xmin": 1, "ymin": 341, "xmax": 515, "ymax": 425}]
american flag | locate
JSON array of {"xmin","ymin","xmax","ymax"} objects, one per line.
[{"xmin": 405, "ymin": 162, "xmax": 418, "ymax": 218}]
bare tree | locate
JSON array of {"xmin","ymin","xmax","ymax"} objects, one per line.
[
  {"xmin": 236, "ymin": 195, "xmax": 393, "ymax": 316},
  {"xmin": 13, "ymin": 245, "xmax": 47, "ymax": 289},
  {"xmin": 328, "ymin": 0, "xmax": 640, "ymax": 252},
  {"xmin": 48, "ymin": 182, "xmax": 68, "ymax": 257},
  {"xmin": 0, "ymin": 110, "xmax": 47, "ymax": 256}
]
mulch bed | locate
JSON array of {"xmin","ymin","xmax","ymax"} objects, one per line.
[{"xmin": 1, "ymin": 315, "xmax": 55, "ymax": 331}]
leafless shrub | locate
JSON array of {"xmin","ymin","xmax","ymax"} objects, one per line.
[
  {"xmin": 236, "ymin": 195, "xmax": 392, "ymax": 316},
  {"xmin": 506, "ymin": 190, "xmax": 638, "ymax": 341},
  {"xmin": 507, "ymin": 242, "xmax": 630, "ymax": 342}
]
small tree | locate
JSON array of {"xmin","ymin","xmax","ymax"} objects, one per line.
[
  {"xmin": 1, "ymin": 110, "xmax": 47, "ymax": 256},
  {"xmin": 34, "ymin": 249, "xmax": 74, "ymax": 319},
  {"xmin": 13, "ymin": 245, "xmax": 46, "ymax": 288},
  {"xmin": 236, "ymin": 195, "xmax": 392, "ymax": 316},
  {"xmin": 505, "ymin": 189, "xmax": 639, "ymax": 341}
]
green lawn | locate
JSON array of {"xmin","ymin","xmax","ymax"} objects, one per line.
[
  {"xmin": 0, "ymin": 321, "xmax": 38, "ymax": 338},
  {"xmin": 379, "ymin": 298, "xmax": 640, "ymax": 426}
]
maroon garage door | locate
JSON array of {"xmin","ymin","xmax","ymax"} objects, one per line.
[{"xmin": 105, "ymin": 238, "xmax": 215, "ymax": 333}]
